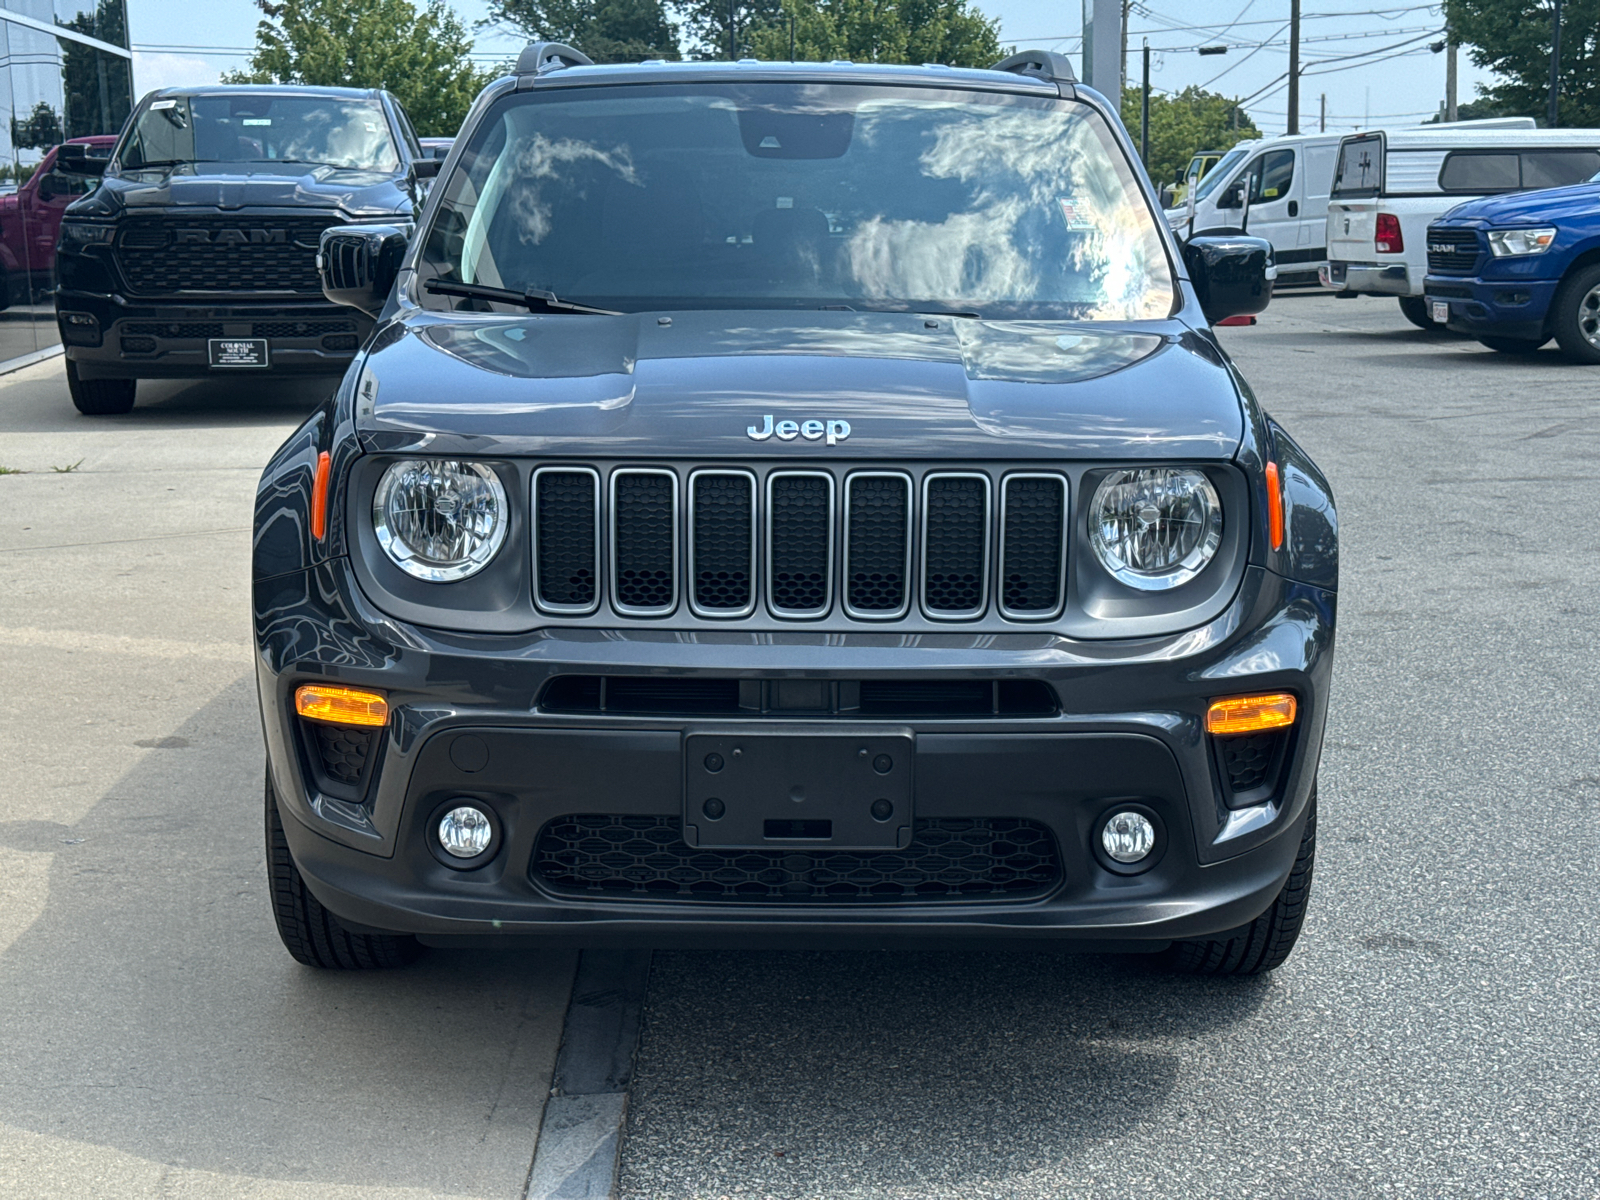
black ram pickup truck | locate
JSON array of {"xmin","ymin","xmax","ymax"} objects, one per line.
[
  {"xmin": 54, "ymin": 85, "xmax": 437, "ymax": 415},
  {"xmin": 256, "ymin": 47, "xmax": 1336, "ymax": 976}
]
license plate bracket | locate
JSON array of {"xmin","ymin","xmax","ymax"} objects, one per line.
[
  {"xmin": 208, "ymin": 337, "xmax": 269, "ymax": 368},
  {"xmin": 684, "ymin": 733, "xmax": 913, "ymax": 850}
]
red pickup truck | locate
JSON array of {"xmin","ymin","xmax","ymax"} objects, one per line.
[{"xmin": 0, "ymin": 135, "xmax": 115, "ymax": 309}]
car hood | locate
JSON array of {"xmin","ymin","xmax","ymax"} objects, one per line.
[
  {"xmin": 355, "ymin": 309, "xmax": 1244, "ymax": 461},
  {"xmin": 1439, "ymin": 182, "xmax": 1600, "ymax": 225},
  {"xmin": 85, "ymin": 164, "xmax": 407, "ymax": 218}
]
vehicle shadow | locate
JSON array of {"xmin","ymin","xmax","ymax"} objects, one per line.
[
  {"xmin": 1, "ymin": 360, "xmax": 338, "ymax": 435},
  {"xmin": 0, "ymin": 675, "xmax": 574, "ymax": 1196},
  {"xmin": 619, "ymin": 940, "xmax": 1273, "ymax": 1196}
]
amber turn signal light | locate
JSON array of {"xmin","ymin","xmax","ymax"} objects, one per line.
[
  {"xmin": 1206, "ymin": 692, "xmax": 1297, "ymax": 735},
  {"xmin": 1265, "ymin": 461, "xmax": 1284, "ymax": 552},
  {"xmin": 311, "ymin": 451, "xmax": 332, "ymax": 541},
  {"xmin": 295, "ymin": 684, "xmax": 389, "ymax": 727}
]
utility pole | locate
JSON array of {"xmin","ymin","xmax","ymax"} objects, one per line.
[
  {"xmin": 729, "ymin": 0, "xmax": 736, "ymax": 59},
  {"xmin": 1082, "ymin": 0, "xmax": 1124, "ymax": 99},
  {"xmin": 1287, "ymin": 0, "xmax": 1301, "ymax": 134},
  {"xmin": 1141, "ymin": 39, "xmax": 1151, "ymax": 168},
  {"xmin": 1548, "ymin": 0, "xmax": 1563, "ymax": 127},
  {"xmin": 1121, "ymin": 0, "xmax": 1131, "ymax": 101},
  {"xmin": 1320, "ymin": 93, "xmax": 1326, "ymax": 132},
  {"xmin": 1446, "ymin": 38, "xmax": 1458, "ymax": 121}
]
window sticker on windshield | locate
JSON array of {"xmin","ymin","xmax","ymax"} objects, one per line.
[
  {"xmin": 1058, "ymin": 197, "xmax": 1098, "ymax": 230},
  {"xmin": 242, "ymin": 118, "xmax": 271, "ymax": 126},
  {"xmin": 365, "ymin": 122, "xmax": 377, "ymax": 131},
  {"xmin": 776, "ymin": 196, "xmax": 793, "ymax": 209},
  {"xmin": 151, "ymin": 99, "xmax": 177, "ymax": 110}
]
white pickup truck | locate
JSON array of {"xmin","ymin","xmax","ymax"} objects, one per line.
[{"xmin": 1320, "ymin": 122, "xmax": 1600, "ymax": 329}]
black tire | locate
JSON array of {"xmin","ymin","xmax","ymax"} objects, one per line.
[
  {"xmin": 1550, "ymin": 262, "xmax": 1600, "ymax": 364},
  {"xmin": 66, "ymin": 359, "xmax": 136, "ymax": 415},
  {"xmin": 1477, "ymin": 334, "xmax": 1548, "ymax": 355},
  {"xmin": 1397, "ymin": 295, "xmax": 1445, "ymax": 332},
  {"xmin": 1165, "ymin": 790, "xmax": 1317, "ymax": 976},
  {"xmin": 265, "ymin": 769, "xmax": 421, "ymax": 969}
]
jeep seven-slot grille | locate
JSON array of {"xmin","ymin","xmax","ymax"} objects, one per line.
[
  {"xmin": 114, "ymin": 216, "xmax": 336, "ymax": 295},
  {"xmin": 1426, "ymin": 227, "xmax": 1481, "ymax": 274},
  {"xmin": 532, "ymin": 815, "xmax": 1062, "ymax": 902},
  {"xmin": 532, "ymin": 467, "xmax": 1069, "ymax": 622}
]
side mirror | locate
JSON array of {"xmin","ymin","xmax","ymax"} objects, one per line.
[
  {"xmin": 1216, "ymin": 181, "xmax": 1244, "ymax": 210},
  {"xmin": 1183, "ymin": 235, "xmax": 1275, "ymax": 325},
  {"xmin": 1158, "ymin": 184, "xmax": 1177, "ymax": 209},
  {"xmin": 319, "ymin": 224, "xmax": 410, "ymax": 317},
  {"xmin": 37, "ymin": 174, "xmax": 60, "ymax": 199},
  {"xmin": 408, "ymin": 157, "xmax": 441, "ymax": 184},
  {"xmin": 430, "ymin": 144, "xmax": 451, "ymax": 160},
  {"xmin": 56, "ymin": 144, "xmax": 107, "ymax": 177}
]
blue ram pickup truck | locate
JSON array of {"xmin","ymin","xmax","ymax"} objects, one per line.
[{"xmin": 1424, "ymin": 179, "xmax": 1600, "ymax": 362}]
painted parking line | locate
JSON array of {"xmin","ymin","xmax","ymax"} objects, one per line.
[{"xmin": 525, "ymin": 950, "xmax": 652, "ymax": 1200}]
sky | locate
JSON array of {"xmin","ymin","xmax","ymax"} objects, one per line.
[{"xmin": 125, "ymin": 0, "xmax": 1496, "ymax": 139}]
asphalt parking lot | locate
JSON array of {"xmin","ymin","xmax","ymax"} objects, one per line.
[{"xmin": 1, "ymin": 291, "xmax": 1597, "ymax": 1197}]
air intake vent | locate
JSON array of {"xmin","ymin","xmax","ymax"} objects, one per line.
[
  {"xmin": 534, "ymin": 468, "xmax": 600, "ymax": 614},
  {"xmin": 922, "ymin": 473, "xmax": 989, "ymax": 618},
  {"xmin": 611, "ymin": 470, "xmax": 677, "ymax": 614},
  {"xmin": 999, "ymin": 474, "xmax": 1066, "ymax": 618},
  {"xmin": 767, "ymin": 472, "xmax": 833, "ymax": 617},
  {"xmin": 844, "ymin": 473, "xmax": 911, "ymax": 617},
  {"xmin": 690, "ymin": 471, "xmax": 755, "ymax": 616}
]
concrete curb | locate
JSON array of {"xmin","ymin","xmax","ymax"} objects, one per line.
[{"xmin": 524, "ymin": 950, "xmax": 652, "ymax": 1200}]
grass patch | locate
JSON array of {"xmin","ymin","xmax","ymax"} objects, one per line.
[
  {"xmin": 50, "ymin": 459, "xmax": 85, "ymax": 473},
  {"xmin": 0, "ymin": 465, "xmax": 22, "ymax": 475}
]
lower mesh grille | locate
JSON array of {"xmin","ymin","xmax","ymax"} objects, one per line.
[
  {"xmin": 307, "ymin": 721, "xmax": 373, "ymax": 787},
  {"xmin": 532, "ymin": 815, "xmax": 1061, "ymax": 901},
  {"xmin": 122, "ymin": 321, "xmax": 224, "ymax": 339},
  {"xmin": 1220, "ymin": 732, "xmax": 1279, "ymax": 792}
]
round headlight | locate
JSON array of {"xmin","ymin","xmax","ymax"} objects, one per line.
[
  {"xmin": 373, "ymin": 459, "xmax": 507, "ymax": 582},
  {"xmin": 1090, "ymin": 467, "xmax": 1222, "ymax": 590}
]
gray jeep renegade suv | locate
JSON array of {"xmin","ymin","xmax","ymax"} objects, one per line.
[{"xmin": 254, "ymin": 45, "xmax": 1335, "ymax": 974}]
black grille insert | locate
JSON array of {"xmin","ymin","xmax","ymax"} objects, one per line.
[
  {"xmin": 532, "ymin": 815, "xmax": 1061, "ymax": 901},
  {"xmin": 115, "ymin": 216, "xmax": 335, "ymax": 295},
  {"xmin": 845, "ymin": 474, "xmax": 910, "ymax": 615},
  {"xmin": 540, "ymin": 675, "xmax": 1056, "ymax": 718},
  {"xmin": 612, "ymin": 471, "xmax": 676, "ymax": 612},
  {"xmin": 1000, "ymin": 475, "xmax": 1066, "ymax": 616},
  {"xmin": 535, "ymin": 469, "xmax": 599, "ymax": 612},
  {"xmin": 768, "ymin": 473, "xmax": 832, "ymax": 615},
  {"xmin": 301, "ymin": 718, "xmax": 375, "ymax": 799},
  {"xmin": 923, "ymin": 474, "xmax": 989, "ymax": 615},
  {"xmin": 690, "ymin": 472, "xmax": 754, "ymax": 614},
  {"xmin": 1215, "ymin": 728, "xmax": 1291, "ymax": 808},
  {"xmin": 1426, "ymin": 227, "xmax": 1481, "ymax": 274}
]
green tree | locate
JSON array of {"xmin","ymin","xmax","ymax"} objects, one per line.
[
  {"xmin": 224, "ymin": 0, "xmax": 489, "ymax": 137},
  {"xmin": 681, "ymin": 0, "xmax": 1001, "ymax": 68},
  {"xmin": 481, "ymin": 0, "xmax": 679, "ymax": 62},
  {"xmin": 1120, "ymin": 85, "xmax": 1261, "ymax": 188},
  {"xmin": 1444, "ymin": 0, "xmax": 1599, "ymax": 126}
]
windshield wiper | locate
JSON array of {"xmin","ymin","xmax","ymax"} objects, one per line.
[{"xmin": 424, "ymin": 278, "xmax": 621, "ymax": 315}]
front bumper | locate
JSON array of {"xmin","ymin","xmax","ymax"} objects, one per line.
[
  {"xmin": 1424, "ymin": 274, "xmax": 1557, "ymax": 342},
  {"xmin": 256, "ymin": 557, "xmax": 1334, "ymax": 947},
  {"xmin": 1319, "ymin": 260, "xmax": 1413, "ymax": 296},
  {"xmin": 56, "ymin": 288, "xmax": 368, "ymax": 379}
]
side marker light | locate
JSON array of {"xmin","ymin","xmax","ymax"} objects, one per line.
[
  {"xmin": 311, "ymin": 450, "xmax": 332, "ymax": 541},
  {"xmin": 295, "ymin": 684, "xmax": 389, "ymax": 727},
  {"xmin": 1265, "ymin": 461, "xmax": 1284, "ymax": 551},
  {"xmin": 1207, "ymin": 693, "xmax": 1297, "ymax": 735}
]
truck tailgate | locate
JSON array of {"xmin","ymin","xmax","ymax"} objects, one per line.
[{"xmin": 1326, "ymin": 201, "xmax": 1374, "ymax": 261}]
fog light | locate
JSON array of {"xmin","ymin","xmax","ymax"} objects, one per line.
[
  {"xmin": 438, "ymin": 805, "xmax": 493, "ymax": 859},
  {"xmin": 1101, "ymin": 811, "xmax": 1156, "ymax": 863}
]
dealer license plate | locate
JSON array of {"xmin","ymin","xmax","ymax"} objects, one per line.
[
  {"xmin": 684, "ymin": 733, "xmax": 913, "ymax": 851},
  {"xmin": 208, "ymin": 337, "xmax": 269, "ymax": 368},
  {"xmin": 1431, "ymin": 301, "xmax": 1449, "ymax": 324}
]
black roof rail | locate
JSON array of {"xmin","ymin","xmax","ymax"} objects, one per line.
[
  {"xmin": 516, "ymin": 41, "xmax": 594, "ymax": 75},
  {"xmin": 991, "ymin": 50, "xmax": 1077, "ymax": 85}
]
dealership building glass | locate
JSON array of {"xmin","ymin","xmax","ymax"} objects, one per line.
[{"xmin": 0, "ymin": 0, "xmax": 132, "ymax": 366}]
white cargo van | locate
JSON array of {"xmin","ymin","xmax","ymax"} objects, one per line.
[
  {"xmin": 1166, "ymin": 133, "xmax": 1344, "ymax": 285},
  {"xmin": 1320, "ymin": 122, "xmax": 1600, "ymax": 328}
]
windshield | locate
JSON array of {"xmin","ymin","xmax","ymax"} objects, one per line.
[
  {"xmin": 119, "ymin": 94, "xmax": 399, "ymax": 172},
  {"xmin": 1192, "ymin": 145, "xmax": 1249, "ymax": 202},
  {"xmin": 417, "ymin": 83, "xmax": 1175, "ymax": 320}
]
